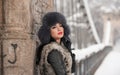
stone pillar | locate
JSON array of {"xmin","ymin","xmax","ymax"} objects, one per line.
[
  {"xmin": 0, "ymin": 0, "xmax": 2, "ymax": 23},
  {"xmin": 0, "ymin": 0, "xmax": 54, "ymax": 75},
  {"xmin": 0, "ymin": 0, "xmax": 3, "ymax": 75},
  {"xmin": 31, "ymin": 0, "xmax": 54, "ymax": 38},
  {"xmin": 0, "ymin": 0, "xmax": 36, "ymax": 75}
]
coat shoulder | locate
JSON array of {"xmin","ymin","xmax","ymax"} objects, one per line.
[{"xmin": 43, "ymin": 42, "xmax": 61, "ymax": 50}]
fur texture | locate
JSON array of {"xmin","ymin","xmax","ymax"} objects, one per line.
[{"xmin": 39, "ymin": 42, "xmax": 72, "ymax": 75}]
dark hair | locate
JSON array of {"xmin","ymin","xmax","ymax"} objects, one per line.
[{"xmin": 36, "ymin": 12, "xmax": 75, "ymax": 72}]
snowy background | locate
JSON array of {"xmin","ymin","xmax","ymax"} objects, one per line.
[
  {"xmin": 88, "ymin": 0, "xmax": 120, "ymax": 44},
  {"xmin": 88, "ymin": 0, "xmax": 120, "ymax": 75}
]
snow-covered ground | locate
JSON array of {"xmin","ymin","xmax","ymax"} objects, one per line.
[{"xmin": 94, "ymin": 39, "xmax": 120, "ymax": 75}]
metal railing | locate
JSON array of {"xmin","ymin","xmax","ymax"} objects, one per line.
[{"xmin": 74, "ymin": 46, "xmax": 112, "ymax": 75}]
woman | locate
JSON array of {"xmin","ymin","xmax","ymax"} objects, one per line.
[{"xmin": 36, "ymin": 12, "xmax": 75, "ymax": 75}]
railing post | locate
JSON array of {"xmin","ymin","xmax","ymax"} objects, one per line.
[{"xmin": 103, "ymin": 18, "xmax": 112, "ymax": 46}]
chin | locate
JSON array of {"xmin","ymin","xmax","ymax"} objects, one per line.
[
  {"xmin": 59, "ymin": 35, "xmax": 64, "ymax": 38},
  {"xmin": 56, "ymin": 36, "xmax": 63, "ymax": 39}
]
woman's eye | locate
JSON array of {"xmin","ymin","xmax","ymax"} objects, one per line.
[
  {"xmin": 51, "ymin": 26, "xmax": 56, "ymax": 29},
  {"xmin": 59, "ymin": 24, "xmax": 63, "ymax": 27}
]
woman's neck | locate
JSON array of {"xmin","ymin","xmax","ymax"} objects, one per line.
[{"xmin": 56, "ymin": 39, "xmax": 61, "ymax": 44}]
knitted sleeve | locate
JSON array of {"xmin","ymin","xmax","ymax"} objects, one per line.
[{"xmin": 47, "ymin": 50, "xmax": 67, "ymax": 75}]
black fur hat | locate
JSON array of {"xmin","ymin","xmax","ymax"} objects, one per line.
[
  {"xmin": 38, "ymin": 12, "xmax": 71, "ymax": 44},
  {"xmin": 42, "ymin": 12, "xmax": 67, "ymax": 27}
]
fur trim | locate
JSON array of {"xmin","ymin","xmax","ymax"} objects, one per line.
[{"xmin": 39, "ymin": 42, "xmax": 72, "ymax": 75}]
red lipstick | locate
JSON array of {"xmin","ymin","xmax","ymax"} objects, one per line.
[{"xmin": 58, "ymin": 32, "xmax": 62, "ymax": 35}]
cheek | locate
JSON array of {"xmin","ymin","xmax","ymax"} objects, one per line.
[
  {"xmin": 62, "ymin": 28, "xmax": 64, "ymax": 34},
  {"xmin": 61, "ymin": 28, "xmax": 64, "ymax": 35},
  {"xmin": 50, "ymin": 29, "xmax": 57, "ymax": 38}
]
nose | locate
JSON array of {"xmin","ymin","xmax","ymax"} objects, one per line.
[{"xmin": 57, "ymin": 26, "xmax": 61, "ymax": 31}]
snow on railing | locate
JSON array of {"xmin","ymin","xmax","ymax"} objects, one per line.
[
  {"xmin": 72, "ymin": 43, "xmax": 105, "ymax": 63},
  {"xmin": 72, "ymin": 43, "xmax": 112, "ymax": 75}
]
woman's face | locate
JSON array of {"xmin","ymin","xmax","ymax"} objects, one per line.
[{"xmin": 50, "ymin": 23, "xmax": 64, "ymax": 42}]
